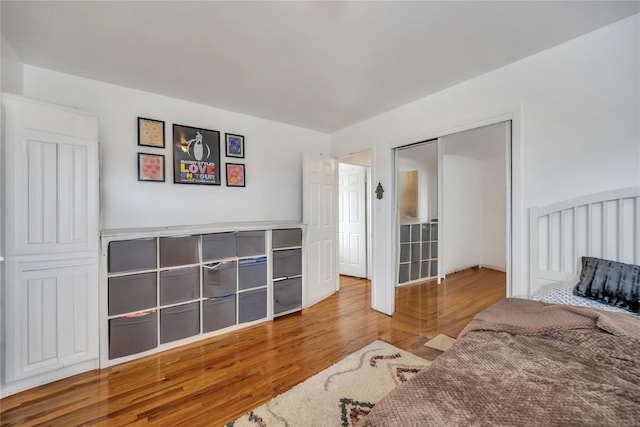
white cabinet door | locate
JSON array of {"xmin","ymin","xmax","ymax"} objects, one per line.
[
  {"xmin": 1, "ymin": 95, "xmax": 100, "ymax": 397},
  {"xmin": 4, "ymin": 258, "xmax": 99, "ymax": 384},
  {"xmin": 3, "ymin": 96, "xmax": 99, "ymax": 256}
]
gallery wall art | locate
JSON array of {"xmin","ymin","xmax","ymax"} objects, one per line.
[{"xmin": 173, "ymin": 124, "xmax": 221, "ymax": 185}]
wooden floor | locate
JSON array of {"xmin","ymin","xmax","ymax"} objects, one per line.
[{"xmin": 0, "ymin": 268, "xmax": 505, "ymax": 426}]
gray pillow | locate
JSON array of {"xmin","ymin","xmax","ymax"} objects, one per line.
[{"xmin": 573, "ymin": 256, "xmax": 640, "ymax": 313}]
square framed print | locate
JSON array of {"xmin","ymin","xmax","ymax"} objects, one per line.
[
  {"xmin": 225, "ymin": 133, "xmax": 244, "ymax": 158},
  {"xmin": 138, "ymin": 117, "xmax": 165, "ymax": 148},
  {"xmin": 226, "ymin": 163, "xmax": 245, "ymax": 187},
  {"xmin": 138, "ymin": 153, "xmax": 165, "ymax": 182},
  {"xmin": 173, "ymin": 124, "xmax": 221, "ymax": 185}
]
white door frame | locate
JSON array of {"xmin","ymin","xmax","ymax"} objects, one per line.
[{"xmin": 380, "ymin": 108, "xmax": 522, "ymax": 315}]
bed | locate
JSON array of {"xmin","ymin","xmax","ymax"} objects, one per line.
[{"xmin": 358, "ymin": 187, "xmax": 640, "ymax": 426}]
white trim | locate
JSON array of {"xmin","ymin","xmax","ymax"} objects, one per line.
[
  {"xmin": 381, "ymin": 107, "xmax": 520, "ymax": 313},
  {"xmin": 0, "ymin": 359, "xmax": 99, "ymax": 399}
]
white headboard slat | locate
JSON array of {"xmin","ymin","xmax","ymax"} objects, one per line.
[{"xmin": 529, "ymin": 187, "xmax": 640, "ymax": 297}]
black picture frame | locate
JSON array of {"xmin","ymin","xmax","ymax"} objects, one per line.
[
  {"xmin": 138, "ymin": 117, "xmax": 165, "ymax": 148},
  {"xmin": 226, "ymin": 163, "xmax": 246, "ymax": 187},
  {"xmin": 225, "ymin": 133, "xmax": 245, "ymax": 158},
  {"xmin": 173, "ymin": 124, "xmax": 221, "ymax": 185},
  {"xmin": 138, "ymin": 153, "xmax": 165, "ymax": 182}
]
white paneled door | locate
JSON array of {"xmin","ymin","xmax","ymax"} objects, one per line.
[
  {"xmin": 303, "ymin": 156, "xmax": 338, "ymax": 307},
  {"xmin": 338, "ymin": 163, "xmax": 367, "ymax": 278}
]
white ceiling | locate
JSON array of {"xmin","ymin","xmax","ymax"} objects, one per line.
[{"xmin": 2, "ymin": 1, "xmax": 638, "ymax": 132}]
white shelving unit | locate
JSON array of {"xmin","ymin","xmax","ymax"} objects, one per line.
[
  {"xmin": 398, "ymin": 220, "xmax": 438, "ymax": 284},
  {"xmin": 100, "ymin": 223, "xmax": 304, "ymax": 367}
]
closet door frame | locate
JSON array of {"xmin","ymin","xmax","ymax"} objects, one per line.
[{"xmin": 391, "ymin": 115, "xmax": 516, "ymax": 301}]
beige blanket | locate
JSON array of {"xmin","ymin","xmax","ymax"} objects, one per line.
[{"xmin": 358, "ymin": 298, "xmax": 640, "ymax": 426}]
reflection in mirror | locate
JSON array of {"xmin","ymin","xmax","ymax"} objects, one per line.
[
  {"xmin": 399, "ymin": 171, "xmax": 418, "ymax": 218},
  {"xmin": 396, "ymin": 140, "xmax": 438, "ymax": 286}
]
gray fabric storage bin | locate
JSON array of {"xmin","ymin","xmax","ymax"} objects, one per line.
[
  {"xmin": 109, "ymin": 310, "xmax": 157, "ymax": 359},
  {"xmin": 238, "ymin": 257, "xmax": 267, "ymax": 290},
  {"xmin": 160, "ymin": 302, "xmax": 200, "ymax": 344},
  {"xmin": 274, "ymin": 277, "xmax": 302, "ymax": 315},
  {"xmin": 400, "ymin": 244, "xmax": 411, "ymax": 263},
  {"xmin": 203, "ymin": 295, "xmax": 236, "ymax": 332},
  {"xmin": 160, "ymin": 267, "xmax": 200, "ymax": 305},
  {"xmin": 273, "ymin": 249, "xmax": 302, "ymax": 279},
  {"xmin": 421, "ymin": 242, "xmax": 430, "ymax": 260},
  {"xmin": 411, "ymin": 243, "xmax": 420, "ymax": 262},
  {"xmin": 202, "ymin": 232, "xmax": 237, "ymax": 262},
  {"xmin": 203, "ymin": 260, "xmax": 237, "ymax": 297},
  {"xmin": 398, "ymin": 264, "xmax": 409, "ymax": 283},
  {"xmin": 410, "ymin": 262, "xmax": 420, "ymax": 281},
  {"xmin": 272, "ymin": 228, "xmax": 302, "ymax": 249},
  {"xmin": 236, "ymin": 230, "xmax": 265, "ymax": 257},
  {"xmin": 421, "ymin": 223, "xmax": 431, "ymax": 241},
  {"xmin": 411, "ymin": 224, "xmax": 421, "ymax": 242},
  {"xmin": 159, "ymin": 235, "xmax": 200, "ymax": 268},
  {"xmin": 400, "ymin": 225, "xmax": 410, "ymax": 243},
  {"xmin": 108, "ymin": 238, "xmax": 156, "ymax": 273},
  {"xmin": 421, "ymin": 261, "xmax": 430, "ymax": 278},
  {"xmin": 430, "ymin": 260, "xmax": 438, "ymax": 277},
  {"xmin": 238, "ymin": 289, "xmax": 267, "ymax": 323},
  {"xmin": 108, "ymin": 272, "xmax": 157, "ymax": 316}
]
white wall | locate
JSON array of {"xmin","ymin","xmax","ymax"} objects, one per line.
[
  {"xmin": 442, "ymin": 155, "xmax": 483, "ymax": 273},
  {"xmin": 1, "ymin": 34, "xmax": 23, "ymax": 94},
  {"xmin": 481, "ymin": 155, "xmax": 506, "ymax": 270},
  {"xmin": 331, "ymin": 15, "xmax": 640, "ymax": 311},
  {"xmin": 441, "ymin": 123, "xmax": 507, "ymax": 274},
  {"xmin": 23, "ymin": 66, "xmax": 330, "ymax": 229}
]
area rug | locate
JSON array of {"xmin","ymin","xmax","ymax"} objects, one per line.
[
  {"xmin": 228, "ymin": 340, "xmax": 429, "ymax": 427},
  {"xmin": 424, "ymin": 334, "xmax": 456, "ymax": 352}
]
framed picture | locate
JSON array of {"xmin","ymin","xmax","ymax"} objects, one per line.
[
  {"xmin": 173, "ymin": 124, "xmax": 221, "ymax": 185},
  {"xmin": 226, "ymin": 163, "xmax": 245, "ymax": 187},
  {"xmin": 138, "ymin": 153, "xmax": 165, "ymax": 182},
  {"xmin": 225, "ymin": 133, "xmax": 245, "ymax": 158},
  {"xmin": 138, "ymin": 117, "xmax": 165, "ymax": 148}
]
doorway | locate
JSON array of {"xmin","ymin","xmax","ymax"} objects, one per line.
[
  {"xmin": 338, "ymin": 151, "xmax": 372, "ymax": 279},
  {"xmin": 394, "ymin": 122, "xmax": 510, "ymax": 288}
]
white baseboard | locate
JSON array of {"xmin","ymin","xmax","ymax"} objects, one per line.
[{"xmin": 0, "ymin": 359, "xmax": 99, "ymax": 398}]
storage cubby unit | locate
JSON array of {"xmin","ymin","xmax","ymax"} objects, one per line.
[
  {"xmin": 398, "ymin": 220, "xmax": 438, "ymax": 284},
  {"xmin": 272, "ymin": 229, "xmax": 303, "ymax": 316},
  {"xmin": 101, "ymin": 224, "xmax": 304, "ymax": 367}
]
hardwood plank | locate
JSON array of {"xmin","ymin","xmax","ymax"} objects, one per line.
[{"xmin": 0, "ymin": 269, "xmax": 505, "ymax": 426}]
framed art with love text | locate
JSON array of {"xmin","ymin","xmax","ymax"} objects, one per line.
[{"xmin": 173, "ymin": 124, "xmax": 221, "ymax": 185}]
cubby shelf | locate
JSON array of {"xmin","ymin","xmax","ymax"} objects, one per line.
[
  {"xmin": 100, "ymin": 223, "xmax": 304, "ymax": 367},
  {"xmin": 398, "ymin": 220, "xmax": 438, "ymax": 284}
]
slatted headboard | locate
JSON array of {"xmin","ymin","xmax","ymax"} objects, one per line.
[{"xmin": 529, "ymin": 187, "xmax": 640, "ymax": 296}]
